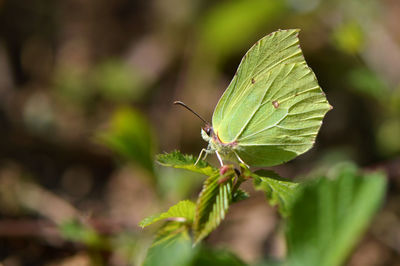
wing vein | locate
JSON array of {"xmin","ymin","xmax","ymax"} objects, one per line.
[
  {"xmin": 232, "ymin": 71, "xmax": 278, "ymax": 140},
  {"xmin": 239, "ymin": 111, "xmax": 288, "ymax": 141}
]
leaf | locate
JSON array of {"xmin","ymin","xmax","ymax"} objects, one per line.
[
  {"xmin": 144, "ymin": 222, "xmax": 193, "ymax": 266},
  {"xmin": 157, "ymin": 150, "xmax": 217, "ymax": 176},
  {"xmin": 144, "ymin": 222, "xmax": 246, "ymax": 266},
  {"xmin": 59, "ymin": 219, "xmax": 109, "ymax": 249},
  {"xmin": 232, "ymin": 188, "xmax": 249, "ymax": 203},
  {"xmin": 156, "ymin": 166, "xmax": 205, "ymax": 200},
  {"xmin": 139, "ymin": 200, "xmax": 196, "ymax": 228},
  {"xmin": 286, "ymin": 164, "xmax": 387, "ymax": 266},
  {"xmin": 348, "ymin": 67, "xmax": 389, "ymax": 101},
  {"xmin": 150, "ymin": 221, "xmax": 191, "ymax": 248},
  {"xmin": 192, "ymin": 246, "xmax": 247, "ymax": 266},
  {"xmin": 247, "ymin": 169, "xmax": 299, "ymax": 216},
  {"xmin": 91, "ymin": 59, "xmax": 147, "ymax": 102},
  {"xmin": 193, "ymin": 170, "xmax": 235, "ymax": 244},
  {"xmin": 97, "ymin": 107, "xmax": 156, "ymax": 172}
]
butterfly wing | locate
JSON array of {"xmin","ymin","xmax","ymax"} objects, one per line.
[
  {"xmin": 234, "ymin": 63, "xmax": 331, "ymax": 166},
  {"xmin": 212, "ymin": 29, "xmax": 331, "ymax": 166}
]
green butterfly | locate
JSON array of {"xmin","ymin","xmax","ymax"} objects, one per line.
[{"xmin": 176, "ymin": 29, "xmax": 331, "ymax": 167}]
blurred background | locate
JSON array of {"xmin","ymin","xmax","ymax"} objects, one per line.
[{"xmin": 0, "ymin": 0, "xmax": 400, "ymax": 265}]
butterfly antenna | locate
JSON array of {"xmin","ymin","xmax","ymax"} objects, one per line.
[{"xmin": 173, "ymin": 101, "xmax": 209, "ymax": 125}]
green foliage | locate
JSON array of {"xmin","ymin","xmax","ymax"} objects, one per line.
[
  {"xmin": 91, "ymin": 59, "xmax": 146, "ymax": 102},
  {"xmin": 59, "ymin": 220, "xmax": 109, "ymax": 249},
  {"xmin": 54, "ymin": 59, "xmax": 148, "ymax": 105},
  {"xmin": 348, "ymin": 67, "xmax": 389, "ymax": 100},
  {"xmin": 232, "ymin": 188, "xmax": 250, "ymax": 203},
  {"xmin": 191, "ymin": 246, "xmax": 246, "ymax": 266},
  {"xmin": 157, "ymin": 150, "xmax": 217, "ymax": 176},
  {"xmin": 97, "ymin": 107, "xmax": 156, "ymax": 172},
  {"xmin": 144, "ymin": 234, "xmax": 245, "ymax": 266},
  {"xmin": 143, "ymin": 218, "xmax": 245, "ymax": 266},
  {"xmin": 199, "ymin": 0, "xmax": 287, "ymax": 63},
  {"xmin": 193, "ymin": 170, "xmax": 234, "ymax": 244},
  {"xmin": 286, "ymin": 163, "xmax": 387, "ymax": 266},
  {"xmin": 144, "ymin": 152, "xmax": 298, "ymax": 247},
  {"xmin": 150, "ymin": 221, "xmax": 191, "ymax": 248},
  {"xmin": 141, "ymin": 150, "xmax": 388, "ymax": 266},
  {"xmin": 248, "ymin": 169, "xmax": 299, "ymax": 216},
  {"xmin": 377, "ymin": 118, "xmax": 400, "ymax": 156},
  {"xmin": 142, "ymin": 152, "xmax": 238, "ymax": 246},
  {"xmin": 144, "ymin": 222, "xmax": 193, "ymax": 266},
  {"xmin": 139, "ymin": 200, "xmax": 196, "ymax": 228},
  {"xmin": 156, "ymin": 167, "xmax": 205, "ymax": 200}
]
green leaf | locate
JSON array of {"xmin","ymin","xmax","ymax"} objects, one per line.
[
  {"xmin": 156, "ymin": 166, "xmax": 205, "ymax": 200},
  {"xmin": 377, "ymin": 118, "xmax": 400, "ymax": 156},
  {"xmin": 156, "ymin": 150, "xmax": 217, "ymax": 176},
  {"xmin": 139, "ymin": 200, "xmax": 196, "ymax": 228},
  {"xmin": 286, "ymin": 164, "xmax": 387, "ymax": 266},
  {"xmin": 192, "ymin": 246, "xmax": 247, "ymax": 266},
  {"xmin": 150, "ymin": 221, "xmax": 191, "ymax": 248},
  {"xmin": 59, "ymin": 219, "xmax": 109, "ymax": 249},
  {"xmin": 97, "ymin": 107, "xmax": 156, "ymax": 172},
  {"xmin": 91, "ymin": 59, "xmax": 147, "ymax": 102},
  {"xmin": 247, "ymin": 169, "xmax": 299, "ymax": 216},
  {"xmin": 348, "ymin": 67, "xmax": 389, "ymax": 101},
  {"xmin": 193, "ymin": 170, "xmax": 235, "ymax": 244},
  {"xmin": 144, "ymin": 223, "xmax": 246, "ymax": 266},
  {"xmin": 144, "ymin": 222, "xmax": 193, "ymax": 266},
  {"xmin": 232, "ymin": 188, "xmax": 249, "ymax": 203}
]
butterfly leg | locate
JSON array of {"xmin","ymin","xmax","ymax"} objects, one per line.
[
  {"xmin": 233, "ymin": 151, "xmax": 249, "ymax": 168},
  {"xmin": 194, "ymin": 148, "xmax": 207, "ymax": 165},
  {"xmin": 215, "ymin": 150, "xmax": 224, "ymax": 167}
]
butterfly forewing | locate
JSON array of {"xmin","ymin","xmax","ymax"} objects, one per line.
[{"xmin": 212, "ymin": 29, "xmax": 306, "ymax": 143}]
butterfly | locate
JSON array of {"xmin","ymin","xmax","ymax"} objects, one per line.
[{"xmin": 175, "ymin": 29, "xmax": 331, "ymax": 168}]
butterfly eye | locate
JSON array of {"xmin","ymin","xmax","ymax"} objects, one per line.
[{"xmin": 204, "ymin": 127, "xmax": 212, "ymax": 136}]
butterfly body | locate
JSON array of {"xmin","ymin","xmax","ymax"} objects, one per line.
[{"xmin": 201, "ymin": 126, "xmax": 238, "ymax": 163}]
